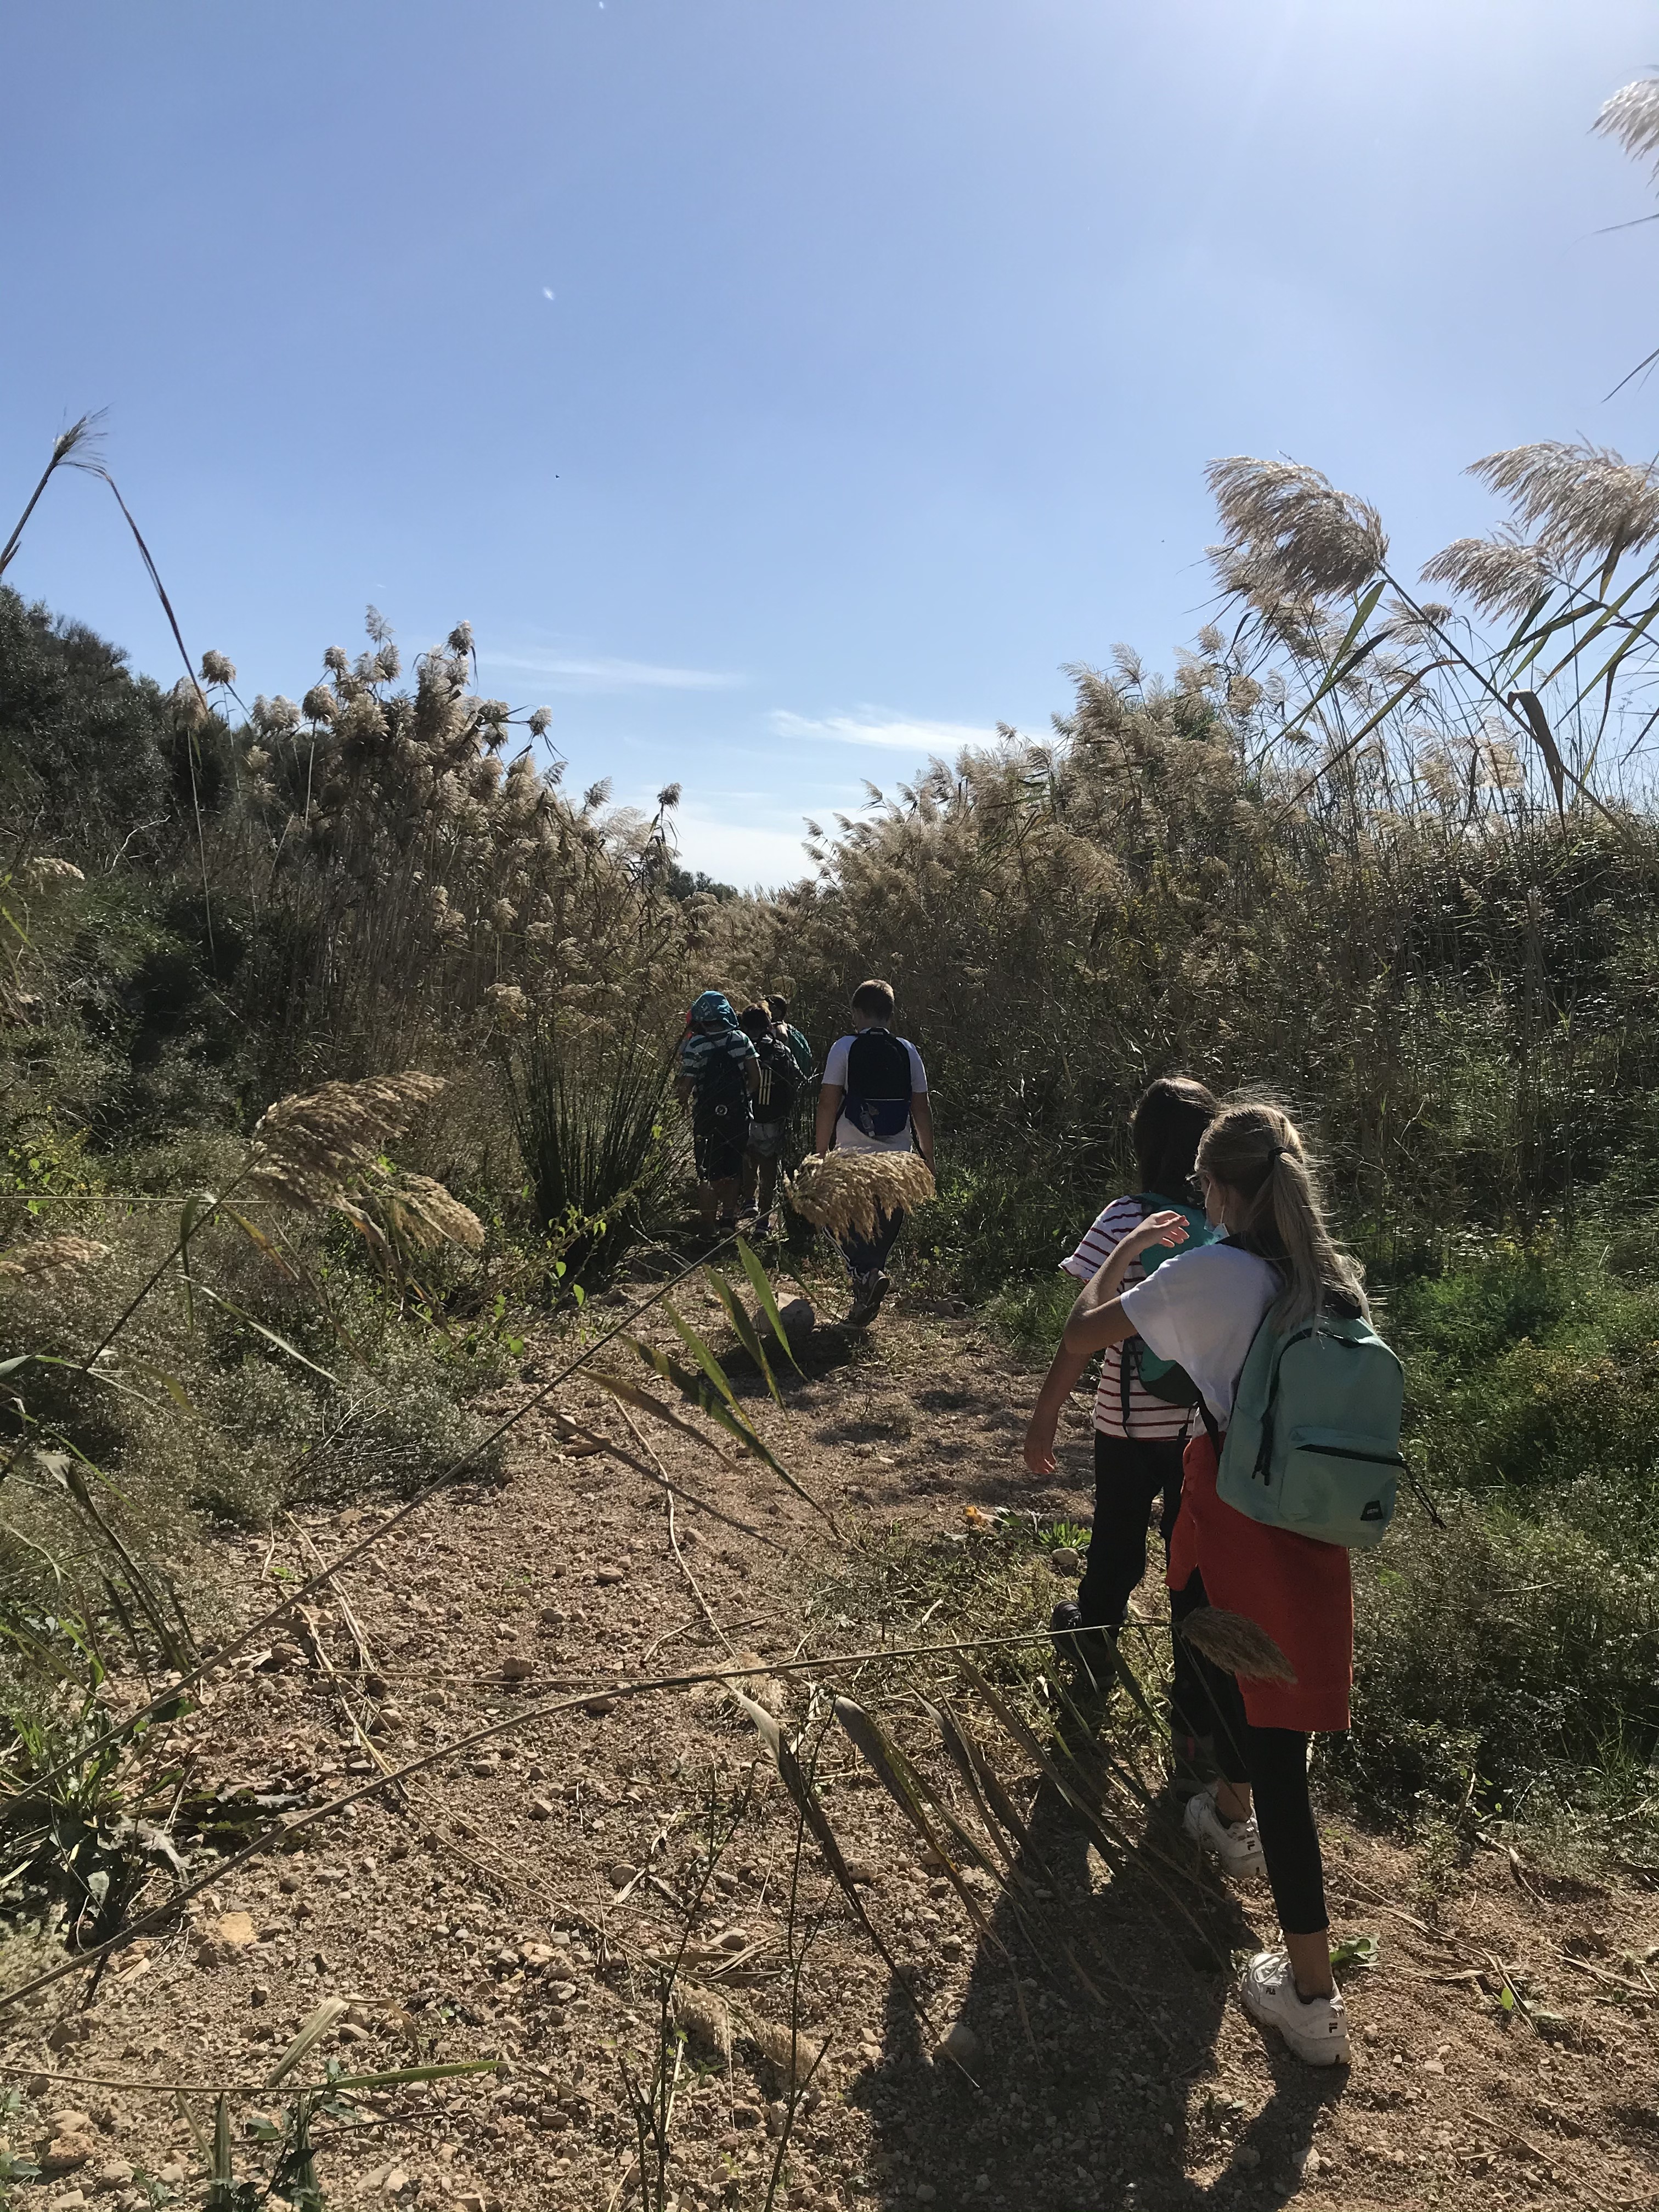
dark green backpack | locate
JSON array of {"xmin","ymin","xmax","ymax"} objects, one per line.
[{"xmin": 1119, "ymin": 1192, "xmax": 1216, "ymax": 1424}]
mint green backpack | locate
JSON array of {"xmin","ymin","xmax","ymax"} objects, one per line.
[{"xmin": 1214, "ymin": 1307, "xmax": 1406, "ymax": 1549}]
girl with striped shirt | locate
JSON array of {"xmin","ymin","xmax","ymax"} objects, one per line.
[{"xmin": 1023, "ymin": 1077, "xmax": 1219, "ymax": 1720}]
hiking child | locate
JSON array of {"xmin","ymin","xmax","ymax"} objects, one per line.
[
  {"xmin": 1060, "ymin": 1100, "xmax": 1369, "ymax": 2066},
  {"xmin": 674, "ymin": 990, "xmax": 760, "ymax": 1227},
  {"xmin": 766, "ymin": 994, "xmax": 816, "ymax": 1091},
  {"xmin": 1022, "ymin": 1077, "xmax": 1220, "ymax": 1750},
  {"xmin": 737, "ymin": 1001, "xmax": 804, "ymax": 1231},
  {"xmin": 814, "ymin": 978, "xmax": 934, "ymax": 1326}
]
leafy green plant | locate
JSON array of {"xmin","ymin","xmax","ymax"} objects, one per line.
[
  {"xmin": 503, "ymin": 1015, "xmax": 682, "ymax": 1290},
  {"xmin": 0, "ymin": 1609, "xmax": 183, "ymax": 1943}
]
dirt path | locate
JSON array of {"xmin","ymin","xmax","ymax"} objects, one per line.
[{"xmin": 3, "ymin": 1277, "xmax": 1657, "ymax": 2212}]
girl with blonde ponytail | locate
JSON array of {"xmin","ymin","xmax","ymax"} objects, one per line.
[{"xmin": 1061, "ymin": 1098, "xmax": 1363, "ymax": 2068}]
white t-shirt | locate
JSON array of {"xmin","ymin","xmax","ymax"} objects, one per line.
[
  {"xmin": 1118, "ymin": 1243, "xmax": 1280, "ymax": 1425},
  {"xmin": 821, "ymin": 1030, "xmax": 928, "ymax": 1154}
]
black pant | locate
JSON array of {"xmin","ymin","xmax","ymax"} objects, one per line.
[
  {"xmin": 1075, "ymin": 1432, "xmax": 1207, "ymax": 1741},
  {"xmin": 839, "ymin": 1205, "xmax": 905, "ymax": 1279},
  {"xmin": 1184, "ymin": 1599, "xmax": 1327, "ymax": 1937}
]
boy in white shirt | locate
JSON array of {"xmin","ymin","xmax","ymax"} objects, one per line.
[{"xmin": 813, "ymin": 978, "xmax": 935, "ymax": 1325}]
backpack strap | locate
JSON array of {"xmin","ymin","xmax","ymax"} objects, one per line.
[{"xmin": 1196, "ymin": 1397, "xmax": 1223, "ymax": 1460}]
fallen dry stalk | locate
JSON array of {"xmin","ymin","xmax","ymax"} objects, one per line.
[
  {"xmin": 8, "ymin": 1233, "xmax": 747, "ymax": 1807},
  {"xmin": 0, "ymin": 1620, "xmax": 1140, "ymax": 2018}
]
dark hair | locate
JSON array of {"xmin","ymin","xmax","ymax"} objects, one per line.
[
  {"xmin": 851, "ymin": 978, "xmax": 895, "ymax": 1019},
  {"xmin": 766, "ymin": 994, "xmax": 789, "ymax": 1019},
  {"xmin": 738, "ymin": 1002, "xmax": 772, "ymax": 1042},
  {"xmin": 1132, "ymin": 1076, "xmax": 1220, "ymax": 1199}
]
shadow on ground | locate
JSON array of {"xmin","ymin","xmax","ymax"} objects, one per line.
[{"xmin": 849, "ymin": 1729, "xmax": 1348, "ymax": 2210}]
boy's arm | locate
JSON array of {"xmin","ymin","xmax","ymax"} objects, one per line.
[
  {"xmin": 814, "ymin": 1083, "xmax": 843, "ymax": 1155},
  {"xmin": 910, "ymin": 1093, "xmax": 935, "ymax": 1173}
]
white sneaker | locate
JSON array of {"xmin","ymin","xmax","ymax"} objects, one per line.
[
  {"xmin": 1183, "ymin": 1783, "xmax": 1266, "ymax": 1877},
  {"xmin": 1239, "ymin": 1949, "xmax": 1352, "ymax": 2066}
]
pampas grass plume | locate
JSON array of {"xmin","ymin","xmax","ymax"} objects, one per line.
[
  {"xmin": 675, "ymin": 1984, "xmax": 732, "ymax": 2063},
  {"xmin": 0, "ymin": 1235, "xmax": 111, "ymax": 1289},
  {"xmin": 246, "ymin": 1071, "xmax": 445, "ymax": 1212},
  {"xmin": 786, "ymin": 1151, "xmax": 935, "ymax": 1240},
  {"xmin": 392, "ymin": 1173, "xmax": 485, "ymax": 1252},
  {"xmin": 1179, "ymin": 1607, "xmax": 1296, "ymax": 1684},
  {"xmin": 20, "ymin": 857, "xmax": 84, "ymax": 890},
  {"xmin": 747, "ymin": 2017, "xmax": 826, "ymax": 2090}
]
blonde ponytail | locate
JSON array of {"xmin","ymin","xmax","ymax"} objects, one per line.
[{"xmin": 1197, "ymin": 1101, "xmax": 1367, "ymax": 1330}]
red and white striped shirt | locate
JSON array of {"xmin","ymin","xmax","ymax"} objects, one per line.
[{"xmin": 1060, "ymin": 1195, "xmax": 1192, "ymax": 1440}]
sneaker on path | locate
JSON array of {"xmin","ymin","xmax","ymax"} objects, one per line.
[
  {"xmin": 1183, "ymin": 1782, "xmax": 1267, "ymax": 1877},
  {"xmin": 1239, "ymin": 1949, "xmax": 1351, "ymax": 2066},
  {"xmin": 846, "ymin": 1271, "xmax": 890, "ymax": 1327}
]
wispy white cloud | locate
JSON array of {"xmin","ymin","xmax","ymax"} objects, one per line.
[
  {"xmin": 479, "ymin": 649, "xmax": 743, "ymax": 692},
  {"xmin": 673, "ymin": 808, "xmax": 813, "ymax": 891},
  {"xmin": 770, "ymin": 707, "xmax": 994, "ymax": 752}
]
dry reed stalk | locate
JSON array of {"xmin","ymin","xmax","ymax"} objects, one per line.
[
  {"xmin": 784, "ymin": 1150, "xmax": 935, "ymax": 1240},
  {"xmin": 1178, "ymin": 1606, "xmax": 1296, "ymax": 1683}
]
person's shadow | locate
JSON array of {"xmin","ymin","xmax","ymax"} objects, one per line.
[{"xmin": 847, "ymin": 1701, "xmax": 1348, "ymax": 2211}]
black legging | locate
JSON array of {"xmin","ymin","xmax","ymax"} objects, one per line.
[
  {"xmin": 1184, "ymin": 1606, "xmax": 1327, "ymax": 1937},
  {"xmin": 1076, "ymin": 1432, "xmax": 1210, "ymax": 1741}
]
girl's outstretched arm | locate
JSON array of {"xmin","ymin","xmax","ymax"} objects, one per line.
[
  {"xmin": 1063, "ymin": 1209, "xmax": 1190, "ymax": 1356},
  {"xmin": 1022, "ymin": 1339, "xmax": 1091, "ymax": 1478}
]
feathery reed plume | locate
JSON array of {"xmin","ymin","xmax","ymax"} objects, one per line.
[
  {"xmin": 528, "ymin": 705, "xmax": 552, "ymax": 737},
  {"xmin": 199, "ymin": 649, "xmax": 236, "ymax": 686},
  {"xmin": 1420, "ymin": 532, "xmax": 1553, "ymax": 617},
  {"xmin": 785, "ymin": 1152, "xmax": 935, "ymax": 1240},
  {"xmin": 385, "ymin": 1173, "xmax": 485, "ymax": 1252},
  {"xmin": 18, "ymin": 857, "xmax": 85, "ymax": 890},
  {"xmin": 1595, "ymin": 75, "xmax": 1659, "ymax": 178},
  {"xmin": 301, "ymin": 684, "xmax": 337, "ymax": 724},
  {"xmin": 245, "ymin": 1072, "xmax": 446, "ymax": 1211},
  {"xmin": 1464, "ymin": 441, "xmax": 1659, "ymax": 566},
  {"xmin": 747, "ymin": 2017, "xmax": 827, "ymax": 2092},
  {"xmin": 673, "ymin": 1984, "xmax": 733, "ymax": 2063},
  {"xmin": 1178, "ymin": 1607, "xmax": 1296, "ymax": 1684},
  {"xmin": 1207, "ymin": 456, "xmax": 1387, "ymax": 599},
  {"xmin": 169, "ymin": 676, "xmax": 210, "ymax": 729},
  {"xmin": 0, "ymin": 1237, "xmax": 111, "ymax": 1289},
  {"xmin": 483, "ymin": 982, "xmax": 529, "ymax": 1029}
]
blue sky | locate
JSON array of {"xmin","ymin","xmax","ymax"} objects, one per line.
[{"xmin": 4, "ymin": 0, "xmax": 1657, "ymax": 884}]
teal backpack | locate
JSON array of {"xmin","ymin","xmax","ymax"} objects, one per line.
[
  {"xmin": 1120, "ymin": 1193, "xmax": 1216, "ymax": 1421},
  {"xmin": 1212, "ymin": 1305, "xmax": 1406, "ymax": 1550}
]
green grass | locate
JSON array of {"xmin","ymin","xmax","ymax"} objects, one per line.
[{"xmin": 980, "ymin": 1271, "xmax": 1080, "ymax": 1359}]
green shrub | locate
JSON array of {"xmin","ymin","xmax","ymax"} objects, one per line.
[
  {"xmin": 1339, "ymin": 1502, "xmax": 1659, "ymax": 1835},
  {"xmin": 504, "ymin": 1018, "xmax": 682, "ymax": 1290}
]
